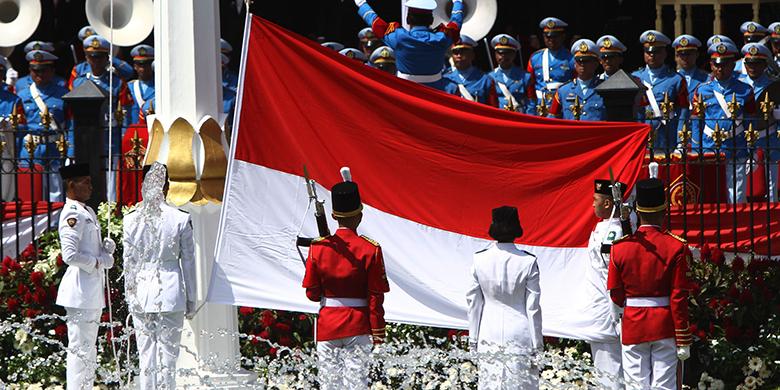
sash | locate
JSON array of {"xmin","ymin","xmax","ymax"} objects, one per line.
[
  {"xmin": 497, "ymin": 81, "xmax": 518, "ymax": 109},
  {"xmin": 457, "ymin": 83, "xmax": 476, "ymax": 101},
  {"xmin": 29, "ymin": 83, "xmax": 59, "ymax": 131},
  {"xmin": 542, "ymin": 48, "xmax": 551, "ymax": 82},
  {"xmin": 704, "ymin": 90, "xmax": 744, "ymax": 138},
  {"xmin": 641, "ymin": 80, "xmax": 666, "ymax": 125},
  {"xmin": 132, "ymin": 81, "xmax": 146, "ymax": 110}
]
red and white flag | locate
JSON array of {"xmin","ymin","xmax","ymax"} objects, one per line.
[{"xmin": 208, "ymin": 16, "xmax": 649, "ymax": 340}]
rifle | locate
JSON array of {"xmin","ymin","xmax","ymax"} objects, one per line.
[
  {"xmin": 296, "ymin": 165, "xmax": 331, "ymax": 250},
  {"xmin": 609, "ymin": 167, "xmax": 633, "ymax": 235}
]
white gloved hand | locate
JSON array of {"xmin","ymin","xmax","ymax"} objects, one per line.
[
  {"xmin": 354, "ymin": 0, "xmax": 367, "ymax": 6},
  {"xmin": 103, "ymin": 237, "xmax": 116, "ymax": 255},
  {"xmin": 98, "ymin": 252, "xmax": 114, "ymax": 270},
  {"xmin": 5, "ymin": 68, "xmax": 18, "ymax": 86},
  {"xmin": 676, "ymin": 345, "xmax": 690, "ymax": 361},
  {"xmin": 185, "ymin": 300, "xmax": 197, "ymax": 320}
]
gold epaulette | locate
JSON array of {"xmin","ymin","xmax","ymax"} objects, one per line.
[
  {"xmin": 361, "ymin": 235, "xmax": 380, "ymax": 247},
  {"xmin": 666, "ymin": 231, "xmax": 687, "ymax": 244},
  {"xmin": 612, "ymin": 234, "xmax": 631, "ymax": 244}
]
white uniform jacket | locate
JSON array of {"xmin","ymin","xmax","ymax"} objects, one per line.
[
  {"xmin": 56, "ymin": 198, "xmax": 113, "ymax": 309},
  {"xmin": 584, "ymin": 218, "xmax": 624, "ymax": 342},
  {"xmin": 123, "ymin": 203, "xmax": 196, "ymax": 313},
  {"xmin": 467, "ymin": 242, "xmax": 543, "ymax": 351}
]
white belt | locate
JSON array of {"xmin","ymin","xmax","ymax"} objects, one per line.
[
  {"xmin": 24, "ymin": 134, "xmax": 58, "ymax": 144},
  {"xmin": 625, "ymin": 296, "xmax": 670, "ymax": 307},
  {"xmin": 397, "ymin": 72, "xmax": 442, "ymax": 83},
  {"xmin": 320, "ymin": 297, "xmax": 368, "ymax": 307},
  {"xmin": 545, "ymin": 82, "xmax": 563, "ymax": 91}
]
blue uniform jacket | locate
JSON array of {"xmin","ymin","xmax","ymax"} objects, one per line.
[
  {"xmin": 632, "ymin": 65, "xmax": 690, "ymax": 151},
  {"xmin": 69, "ymin": 58, "xmax": 134, "ymax": 88},
  {"xmin": 444, "ymin": 66, "xmax": 495, "ymax": 105},
  {"xmin": 16, "ymin": 81, "xmax": 72, "ymax": 164},
  {"xmin": 357, "ymin": 2, "xmax": 463, "ymax": 91},
  {"xmin": 489, "ymin": 66, "xmax": 533, "ymax": 113},
  {"xmin": 223, "ymin": 68, "xmax": 239, "ymax": 94},
  {"xmin": 73, "ymin": 72, "xmax": 125, "ymax": 155},
  {"xmin": 741, "ymin": 73, "xmax": 780, "ymax": 160},
  {"xmin": 124, "ymin": 79, "xmax": 155, "ymax": 126},
  {"xmin": 549, "ymin": 78, "xmax": 606, "ymax": 121},
  {"xmin": 678, "ymin": 67, "xmax": 709, "ymax": 100},
  {"xmin": 16, "ymin": 75, "xmax": 67, "ymax": 93},
  {"xmin": 691, "ymin": 78, "xmax": 755, "ymax": 158},
  {"xmin": 526, "ymin": 47, "xmax": 575, "ymax": 108}
]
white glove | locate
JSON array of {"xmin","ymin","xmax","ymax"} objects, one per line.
[
  {"xmin": 5, "ymin": 68, "xmax": 18, "ymax": 86},
  {"xmin": 676, "ymin": 345, "xmax": 690, "ymax": 361},
  {"xmin": 103, "ymin": 237, "xmax": 116, "ymax": 255},
  {"xmin": 98, "ymin": 252, "xmax": 114, "ymax": 270},
  {"xmin": 354, "ymin": 0, "xmax": 367, "ymax": 6},
  {"xmin": 185, "ymin": 300, "xmax": 197, "ymax": 320}
]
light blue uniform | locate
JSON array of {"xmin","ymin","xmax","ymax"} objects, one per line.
[
  {"xmin": 444, "ymin": 66, "xmax": 495, "ymax": 105},
  {"xmin": 550, "ymin": 78, "xmax": 606, "ymax": 121},
  {"xmin": 357, "ymin": 0, "xmax": 463, "ymax": 92},
  {"xmin": 489, "ymin": 66, "xmax": 533, "ymax": 113},
  {"xmin": 527, "ymin": 47, "xmax": 575, "ymax": 108},
  {"xmin": 125, "ymin": 79, "xmax": 154, "ymax": 126}
]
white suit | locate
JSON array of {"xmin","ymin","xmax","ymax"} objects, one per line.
[
  {"xmin": 586, "ymin": 218, "xmax": 625, "ymax": 389},
  {"xmin": 123, "ymin": 201, "xmax": 196, "ymax": 390},
  {"xmin": 56, "ymin": 198, "xmax": 114, "ymax": 390},
  {"xmin": 467, "ymin": 242, "xmax": 543, "ymax": 390}
]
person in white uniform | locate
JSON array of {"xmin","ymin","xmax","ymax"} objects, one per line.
[
  {"xmin": 55, "ymin": 163, "xmax": 116, "ymax": 390},
  {"xmin": 122, "ymin": 163, "xmax": 197, "ymax": 390},
  {"xmin": 586, "ymin": 179, "xmax": 631, "ymax": 389},
  {"xmin": 467, "ymin": 206, "xmax": 543, "ymax": 389}
]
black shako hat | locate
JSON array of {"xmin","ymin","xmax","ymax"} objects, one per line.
[
  {"xmin": 331, "ymin": 181, "xmax": 363, "ymax": 218},
  {"xmin": 488, "ymin": 205, "xmax": 523, "ymax": 241},
  {"xmin": 59, "ymin": 163, "xmax": 90, "ymax": 180},
  {"xmin": 594, "ymin": 179, "xmax": 627, "ymax": 197},
  {"xmin": 635, "ymin": 178, "xmax": 667, "ymax": 213}
]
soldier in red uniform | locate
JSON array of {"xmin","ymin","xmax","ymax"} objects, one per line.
[
  {"xmin": 607, "ymin": 178, "xmax": 692, "ymax": 390},
  {"xmin": 302, "ymin": 178, "xmax": 390, "ymax": 390}
]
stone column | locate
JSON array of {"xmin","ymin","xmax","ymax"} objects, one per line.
[
  {"xmin": 713, "ymin": 3, "xmax": 722, "ymax": 35},
  {"xmin": 655, "ymin": 4, "xmax": 664, "ymax": 31},
  {"xmin": 153, "ymin": 0, "xmax": 255, "ymax": 387},
  {"xmin": 674, "ymin": 2, "xmax": 683, "ymax": 38},
  {"xmin": 685, "ymin": 5, "xmax": 693, "ymax": 34},
  {"xmin": 753, "ymin": 1, "xmax": 760, "ymax": 23}
]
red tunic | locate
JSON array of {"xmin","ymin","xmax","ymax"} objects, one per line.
[
  {"xmin": 302, "ymin": 227, "xmax": 390, "ymax": 342},
  {"xmin": 607, "ymin": 225, "xmax": 692, "ymax": 346}
]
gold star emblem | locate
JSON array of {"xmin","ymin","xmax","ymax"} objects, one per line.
[
  {"xmin": 139, "ymin": 48, "xmax": 146, "ymax": 55},
  {"xmin": 90, "ymin": 39, "xmax": 101, "ymax": 49},
  {"xmin": 579, "ymin": 42, "xmax": 589, "ymax": 53},
  {"xmin": 380, "ymin": 49, "xmax": 390, "ymax": 58},
  {"xmin": 748, "ymin": 23, "xmax": 757, "ymax": 33},
  {"xmin": 346, "ymin": 51, "xmax": 355, "ymax": 58},
  {"xmin": 85, "ymin": 29, "xmax": 95, "ymax": 38},
  {"xmin": 33, "ymin": 43, "xmax": 41, "ymax": 50},
  {"xmin": 546, "ymin": 20, "xmax": 555, "ymax": 29},
  {"xmin": 603, "ymin": 38, "xmax": 612, "ymax": 48},
  {"xmin": 500, "ymin": 36, "xmax": 508, "ymax": 45},
  {"xmin": 712, "ymin": 37, "xmax": 722, "ymax": 44},
  {"xmin": 749, "ymin": 46, "xmax": 758, "ymax": 55},
  {"xmin": 647, "ymin": 33, "xmax": 656, "ymax": 42},
  {"xmin": 717, "ymin": 44, "xmax": 727, "ymax": 54},
  {"xmin": 775, "ymin": 25, "xmax": 780, "ymax": 33},
  {"xmin": 33, "ymin": 52, "xmax": 43, "ymax": 61},
  {"xmin": 679, "ymin": 38, "xmax": 688, "ymax": 47}
]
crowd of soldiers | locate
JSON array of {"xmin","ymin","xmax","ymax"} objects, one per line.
[
  {"xmin": 0, "ymin": 27, "xmax": 239, "ymax": 202},
  {"xmin": 328, "ymin": 0, "xmax": 780, "ymax": 204}
]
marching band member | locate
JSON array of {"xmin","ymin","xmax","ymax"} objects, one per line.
[
  {"xmin": 302, "ymin": 175, "xmax": 390, "ymax": 389},
  {"xmin": 445, "ymin": 36, "xmax": 497, "ymax": 106},
  {"xmin": 123, "ymin": 163, "xmax": 197, "ymax": 389},
  {"xmin": 673, "ymin": 35, "xmax": 708, "ymax": 98},
  {"xmin": 489, "ymin": 34, "xmax": 533, "ymax": 113},
  {"xmin": 358, "ymin": 27, "xmax": 382, "ymax": 58},
  {"xmin": 16, "ymin": 41, "xmax": 67, "ymax": 92},
  {"xmin": 596, "ymin": 35, "xmax": 627, "ymax": 81},
  {"xmin": 608, "ymin": 178, "xmax": 692, "ymax": 390},
  {"xmin": 354, "ymin": 0, "xmax": 463, "ymax": 92},
  {"xmin": 633, "ymin": 30, "xmax": 689, "ymax": 152},
  {"xmin": 467, "ymin": 205, "xmax": 542, "ymax": 389},
  {"xmin": 124, "ymin": 45, "xmax": 155, "ymax": 126},
  {"xmin": 549, "ymin": 39, "xmax": 605, "ymax": 121},
  {"xmin": 527, "ymin": 17, "xmax": 575, "ymax": 111},
  {"xmin": 369, "ymin": 46, "xmax": 397, "ymax": 74},
  {"xmin": 68, "ymin": 26, "xmax": 134, "ymax": 89},
  {"xmin": 56, "ymin": 163, "xmax": 116, "ymax": 390},
  {"xmin": 691, "ymin": 41, "xmax": 756, "ymax": 203},
  {"xmin": 339, "ymin": 47, "xmax": 368, "ymax": 63}
]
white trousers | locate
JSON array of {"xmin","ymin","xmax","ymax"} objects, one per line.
[
  {"xmin": 622, "ymin": 338, "xmax": 677, "ymax": 390},
  {"xmin": 65, "ymin": 307, "xmax": 102, "ymax": 390},
  {"xmin": 591, "ymin": 340, "xmax": 624, "ymax": 390},
  {"xmin": 132, "ymin": 311, "xmax": 185, "ymax": 390},
  {"xmin": 725, "ymin": 158, "xmax": 747, "ymax": 203},
  {"xmin": 316, "ymin": 334, "xmax": 372, "ymax": 390}
]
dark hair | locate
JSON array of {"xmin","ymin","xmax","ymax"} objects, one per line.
[{"xmin": 407, "ymin": 13, "xmax": 434, "ymax": 27}]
